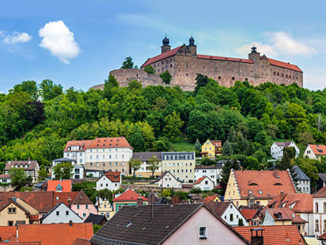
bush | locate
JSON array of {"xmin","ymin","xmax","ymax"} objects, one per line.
[
  {"xmin": 144, "ymin": 65, "xmax": 155, "ymax": 74},
  {"xmin": 160, "ymin": 71, "xmax": 172, "ymax": 84}
]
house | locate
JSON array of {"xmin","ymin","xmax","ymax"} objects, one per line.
[
  {"xmin": 96, "ymin": 171, "xmax": 121, "ymax": 191},
  {"xmin": 111, "ymin": 189, "xmax": 149, "ymax": 217},
  {"xmin": 235, "ymin": 225, "xmax": 307, "ymax": 245},
  {"xmin": 292, "ymin": 165, "xmax": 311, "ymax": 194},
  {"xmin": 40, "ymin": 202, "xmax": 83, "ymax": 224},
  {"xmin": 90, "ymin": 203, "xmax": 250, "ymax": 245},
  {"xmin": 47, "ymin": 179, "xmax": 72, "ymax": 192},
  {"xmin": 97, "ymin": 198, "xmax": 113, "ymax": 219},
  {"xmin": 133, "ymin": 152, "xmax": 162, "ymax": 177},
  {"xmin": 224, "ymin": 169, "xmax": 297, "ymax": 207},
  {"xmin": 0, "ymin": 197, "xmax": 39, "ymax": 226},
  {"xmin": 0, "ymin": 174, "xmax": 11, "ymax": 184},
  {"xmin": 200, "ymin": 139, "xmax": 223, "ymax": 159},
  {"xmin": 153, "ymin": 171, "xmax": 182, "ymax": 188},
  {"xmin": 5, "ymin": 160, "xmax": 40, "ymax": 183},
  {"xmin": 263, "ymin": 208, "xmax": 307, "ymax": 234},
  {"xmin": 193, "ymin": 176, "xmax": 215, "ymax": 191},
  {"xmin": 195, "ymin": 164, "xmax": 222, "ymax": 186},
  {"xmin": 304, "ymin": 144, "xmax": 326, "ymax": 160},
  {"xmin": 51, "ymin": 158, "xmax": 85, "ymax": 180},
  {"xmin": 312, "ymin": 185, "xmax": 326, "ymax": 237},
  {"xmin": 267, "ymin": 192, "xmax": 313, "ymax": 235},
  {"xmin": 70, "ymin": 190, "xmax": 97, "ymax": 220},
  {"xmin": 205, "ymin": 201, "xmax": 248, "ymax": 227},
  {"xmin": 239, "ymin": 208, "xmax": 263, "ymax": 226},
  {"xmin": 0, "ymin": 223, "xmax": 93, "ymax": 245},
  {"xmin": 161, "ymin": 152, "xmax": 196, "ymax": 183},
  {"xmin": 270, "ymin": 141, "xmax": 300, "ymax": 160},
  {"xmin": 203, "ymin": 194, "xmax": 222, "ymax": 203},
  {"xmin": 64, "ymin": 140, "xmax": 93, "ymax": 164},
  {"xmin": 84, "ymin": 213, "xmax": 107, "ymax": 226}
]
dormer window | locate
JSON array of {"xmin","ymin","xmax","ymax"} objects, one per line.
[{"xmin": 274, "ymin": 183, "xmax": 282, "ymax": 186}]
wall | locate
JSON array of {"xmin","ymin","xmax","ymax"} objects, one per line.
[
  {"xmin": 71, "ymin": 203, "xmax": 97, "ymax": 221},
  {"xmin": 0, "ymin": 203, "xmax": 29, "ymax": 226},
  {"xmin": 193, "ymin": 178, "xmax": 214, "ymax": 191},
  {"xmin": 96, "ymin": 176, "xmax": 121, "ymax": 191},
  {"xmin": 194, "ymin": 168, "xmax": 220, "ymax": 186},
  {"xmin": 221, "ymin": 203, "xmax": 248, "ymax": 227},
  {"xmin": 156, "ymin": 172, "xmax": 182, "ymax": 188},
  {"xmin": 42, "ymin": 204, "xmax": 83, "ymax": 224}
]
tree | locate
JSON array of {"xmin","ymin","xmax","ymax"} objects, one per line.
[
  {"xmin": 129, "ymin": 158, "xmax": 142, "ymax": 176},
  {"xmin": 103, "ymin": 75, "xmax": 119, "ymax": 99},
  {"xmin": 147, "ymin": 156, "xmax": 160, "ymax": 178},
  {"xmin": 278, "ymin": 147, "xmax": 296, "ymax": 170},
  {"xmin": 163, "ymin": 111, "xmax": 184, "ymax": 140},
  {"xmin": 201, "ymin": 158, "xmax": 216, "ymax": 165},
  {"xmin": 121, "ymin": 57, "xmax": 134, "ymax": 69},
  {"xmin": 38, "ymin": 168, "xmax": 48, "ymax": 182},
  {"xmin": 128, "ymin": 130, "xmax": 146, "ymax": 152},
  {"xmin": 39, "ymin": 80, "xmax": 63, "ymax": 101},
  {"xmin": 144, "ymin": 65, "xmax": 155, "ymax": 74},
  {"xmin": 53, "ymin": 162, "xmax": 73, "ymax": 180},
  {"xmin": 9, "ymin": 168, "xmax": 31, "ymax": 189},
  {"xmin": 13, "ymin": 81, "xmax": 38, "ymax": 101},
  {"xmin": 194, "ymin": 74, "xmax": 210, "ymax": 94},
  {"xmin": 160, "ymin": 71, "xmax": 172, "ymax": 84}
]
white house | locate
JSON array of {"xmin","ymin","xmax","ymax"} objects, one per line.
[
  {"xmin": 193, "ymin": 176, "xmax": 215, "ymax": 191},
  {"xmin": 96, "ymin": 172, "xmax": 121, "ymax": 191},
  {"xmin": 63, "ymin": 140, "xmax": 92, "ymax": 164},
  {"xmin": 0, "ymin": 174, "xmax": 11, "ymax": 184},
  {"xmin": 312, "ymin": 186, "xmax": 326, "ymax": 237},
  {"xmin": 153, "ymin": 171, "xmax": 182, "ymax": 188},
  {"xmin": 270, "ymin": 141, "xmax": 300, "ymax": 160},
  {"xmin": 304, "ymin": 144, "xmax": 326, "ymax": 160},
  {"xmin": 51, "ymin": 158, "xmax": 84, "ymax": 180},
  {"xmin": 41, "ymin": 202, "xmax": 83, "ymax": 224},
  {"xmin": 292, "ymin": 165, "xmax": 311, "ymax": 194},
  {"xmin": 206, "ymin": 202, "xmax": 248, "ymax": 227},
  {"xmin": 133, "ymin": 152, "xmax": 162, "ymax": 178},
  {"xmin": 194, "ymin": 165, "xmax": 222, "ymax": 186}
]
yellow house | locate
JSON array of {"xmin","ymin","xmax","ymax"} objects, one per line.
[
  {"xmin": 98, "ymin": 199, "xmax": 113, "ymax": 219},
  {"xmin": 224, "ymin": 169, "xmax": 296, "ymax": 207},
  {"xmin": 201, "ymin": 140, "xmax": 222, "ymax": 159},
  {"xmin": 0, "ymin": 197, "xmax": 39, "ymax": 226}
]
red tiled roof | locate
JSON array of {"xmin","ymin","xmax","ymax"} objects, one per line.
[
  {"xmin": 234, "ymin": 170, "xmax": 296, "ymax": 199},
  {"xmin": 104, "ymin": 172, "xmax": 121, "ymax": 183},
  {"xmin": 205, "ymin": 202, "xmax": 230, "ymax": 216},
  {"xmin": 268, "ymin": 193, "xmax": 313, "ymax": 213},
  {"xmin": 197, "ymin": 54, "xmax": 253, "ymax": 64},
  {"xmin": 308, "ymin": 144, "xmax": 326, "ymax": 156},
  {"xmin": 234, "ymin": 225, "xmax": 306, "ymax": 245},
  {"xmin": 0, "ymin": 174, "xmax": 10, "ymax": 179},
  {"xmin": 265, "ymin": 208, "xmax": 307, "ymax": 224},
  {"xmin": 313, "ymin": 185, "xmax": 326, "ymax": 198},
  {"xmin": 53, "ymin": 192, "xmax": 79, "ymax": 206},
  {"xmin": 211, "ymin": 140, "xmax": 222, "ymax": 148},
  {"xmin": 14, "ymin": 223, "xmax": 93, "ymax": 245},
  {"xmin": 72, "ymin": 238, "xmax": 91, "ymax": 245},
  {"xmin": 88, "ymin": 137, "xmax": 132, "ymax": 149},
  {"xmin": 47, "ymin": 180, "xmax": 72, "ymax": 192},
  {"xmin": 71, "ymin": 190, "xmax": 93, "ymax": 205},
  {"xmin": 141, "ymin": 46, "xmax": 182, "ymax": 68},
  {"xmin": 240, "ymin": 209, "xmax": 259, "ymax": 221},
  {"xmin": 195, "ymin": 165, "xmax": 217, "ymax": 169},
  {"xmin": 268, "ymin": 58, "xmax": 302, "ymax": 72},
  {"xmin": 0, "ymin": 226, "xmax": 16, "ymax": 241},
  {"xmin": 194, "ymin": 176, "xmax": 206, "ymax": 185},
  {"xmin": 113, "ymin": 189, "xmax": 149, "ymax": 202},
  {"xmin": 204, "ymin": 194, "xmax": 219, "ymax": 203},
  {"xmin": 64, "ymin": 140, "xmax": 93, "ymax": 151},
  {"xmin": 5, "ymin": 161, "xmax": 38, "ymax": 171}
]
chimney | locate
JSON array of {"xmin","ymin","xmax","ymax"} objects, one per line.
[
  {"xmin": 69, "ymin": 220, "xmax": 73, "ymax": 227},
  {"xmin": 137, "ymin": 196, "xmax": 143, "ymax": 206},
  {"xmin": 273, "ymin": 169, "xmax": 279, "ymax": 179},
  {"xmin": 250, "ymin": 228, "xmax": 264, "ymax": 245},
  {"xmin": 68, "ymin": 197, "xmax": 72, "ymax": 207},
  {"xmin": 280, "ymin": 190, "xmax": 285, "ymax": 200}
]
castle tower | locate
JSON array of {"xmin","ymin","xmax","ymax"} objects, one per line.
[
  {"xmin": 248, "ymin": 46, "xmax": 260, "ymax": 62},
  {"xmin": 188, "ymin": 36, "xmax": 197, "ymax": 55},
  {"xmin": 161, "ymin": 36, "xmax": 171, "ymax": 53}
]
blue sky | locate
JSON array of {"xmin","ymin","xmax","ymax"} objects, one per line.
[{"xmin": 0, "ymin": 0, "xmax": 325, "ymax": 92}]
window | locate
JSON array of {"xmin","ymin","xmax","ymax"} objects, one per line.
[
  {"xmin": 86, "ymin": 204, "xmax": 88, "ymax": 209},
  {"xmin": 316, "ymin": 202, "xmax": 319, "ymax": 213},
  {"xmin": 324, "ymin": 220, "xmax": 326, "ymax": 232},
  {"xmin": 8, "ymin": 221, "xmax": 13, "ymax": 226},
  {"xmin": 56, "ymin": 211, "xmax": 59, "ymax": 216},
  {"xmin": 8, "ymin": 207, "xmax": 16, "ymax": 214},
  {"xmin": 323, "ymin": 202, "xmax": 326, "ymax": 213},
  {"xmin": 230, "ymin": 214, "xmax": 233, "ymax": 221},
  {"xmin": 199, "ymin": 227, "xmax": 207, "ymax": 239},
  {"xmin": 83, "ymin": 213, "xmax": 86, "ymax": 217},
  {"xmin": 316, "ymin": 219, "xmax": 319, "ymax": 232},
  {"xmin": 66, "ymin": 211, "xmax": 69, "ymax": 215},
  {"xmin": 77, "ymin": 204, "xmax": 80, "ymax": 209}
]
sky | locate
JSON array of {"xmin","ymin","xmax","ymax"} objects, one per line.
[{"xmin": 0, "ymin": 0, "xmax": 326, "ymax": 92}]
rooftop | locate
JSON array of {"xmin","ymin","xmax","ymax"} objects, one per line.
[
  {"xmin": 113, "ymin": 189, "xmax": 149, "ymax": 202},
  {"xmin": 268, "ymin": 192, "xmax": 313, "ymax": 213},
  {"xmin": 103, "ymin": 171, "xmax": 121, "ymax": 183},
  {"xmin": 308, "ymin": 144, "xmax": 326, "ymax": 156},
  {"xmin": 47, "ymin": 179, "xmax": 72, "ymax": 192}
]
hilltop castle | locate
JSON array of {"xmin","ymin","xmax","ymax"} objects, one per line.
[{"xmin": 91, "ymin": 37, "xmax": 303, "ymax": 91}]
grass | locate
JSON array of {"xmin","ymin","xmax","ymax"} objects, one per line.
[{"xmin": 171, "ymin": 139, "xmax": 195, "ymax": 152}]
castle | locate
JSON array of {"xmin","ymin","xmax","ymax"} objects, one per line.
[{"xmin": 91, "ymin": 37, "xmax": 303, "ymax": 91}]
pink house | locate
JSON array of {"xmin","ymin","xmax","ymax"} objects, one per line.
[{"xmin": 70, "ymin": 190, "xmax": 97, "ymax": 220}]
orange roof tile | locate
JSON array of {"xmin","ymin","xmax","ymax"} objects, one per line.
[
  {"xmin": 240, "ymin": 209, "xmax": 259, "ymax": 221},
  {"xmin": 141, "ymin": 46, "xmax": 182, "ymax": 68},
  {"xmin": 0, "ymin": 226, "xmax": 16, "ymax": 241},
  {"xmin": 64, "ymin": 140, "xmax": 93, "ymax": 151},
  {"xmin": 234, "ymin": 170, "xmax": 296, "ymax": 199},
  {"xmin": 313, "ymin": 185, "xmax": 326, "ymax": 198},
  {"xmin": 113, "ymin": 189, "xmax": 149, "ymax": 202},
  {"xmin": 234, "ymin": 225, "xmax": 306, "ymax": 245},
  {"xmin": 15, "ymin": 223, "xmax": 93, "ymax": 245},
  {"xmin": 104, "ymin": 172, "xmax": 120, "ymax": 183},
  {"xmin": 72, "ymin": 238, "xmax": 91, "ymax": 245},
  {"xmin": 88, "ymin": 137, "xmax": 132, "ymax": 149},
  {"xmin": 308, "ymin": 144, "xmax": 326, "ymax": 156},
  {"xmin": 204, "ymin": 194, "xmax": 219, "ymax": 203},
  {"xmin": 268, "ymin": 58, "xmax": 302, "ymax": 72},
  {"xmin": 268, "ymin": 193, "xmax": 313, "ymax": 213},
  {"xmin": 266, "ymin": 208, "xmax": 307, "ymax": 224},
  {"xmin": 47, "ymin": 180, "xmax": 72, "ymax": 192},
  {"xmin": 194, "ymin": 176, "xmax": 206, "ymax": 185},
  {"xmin": 210, "ymin": 140, "xmax": 222, "ymax": 148},
  {"xmin": 197, "ymin": 54, "xmax": 253, "ymax": 63}
]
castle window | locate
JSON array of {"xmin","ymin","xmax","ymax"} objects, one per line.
[{"xmin": 286, "ymin": 74, "xmax": 288, "ymax": 78}]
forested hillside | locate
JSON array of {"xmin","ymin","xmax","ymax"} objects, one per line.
[{"xmin": 1, "ymin": 75, "xmax": 326, "ymax": 179}]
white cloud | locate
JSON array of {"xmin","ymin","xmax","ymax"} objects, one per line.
[
  {"xmin": 39, "ymin": 20, "xmax": 80, "ymax": 64},
  {"xmin": 3, "ymin": 32, "xmax": 32, "ymax": 44},
  {"xmin": 235, "ymin": 32, "xmax": 315, "ymax": 57}
]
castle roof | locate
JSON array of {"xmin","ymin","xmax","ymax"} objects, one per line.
[
  {"xmin": 141, "ymin": 46, "xmax": 183, "ymax": 68},
  {"xmin": 267, "ymin": 58, "xmax": 302, "ymax": 72},
  {"xmin": 197, "ymin": 54, "xmax": 253, "ymax": 63}
]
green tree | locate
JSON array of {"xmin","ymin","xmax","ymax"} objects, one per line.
[
  {"xmin": 144, "ymin": 65, "xmax": 155, "ymax": 74},
  {"xmin": 9, "ymin": 168, "xmax": 31, "ymax": 189},
  {"xmin": 278, "ymin": 147, "xmax": 296, "ymax": 170},
  {"xmin": 39, "ymin": 80, "xmax": 63, "ymax": 101},
  {"xmin": 160, "ymin": 71, "xmax": 172, "ymax": 84},
  {"xmin": 53, "ymin": 162, "xmax": 73, "ymax": 180},
  {"xmin": 13, "ymin": 81, "xmax": 38, "ymax": 101},
  {"xmin": 129, "ymin": 158, "xmax": 142, "ymax": 176},
  {"xmin": 147, "ymin": 156, "xmax": 160, "ymax": 177},
  {"xmin": 163, "ymin": 111, "xmax": 184, "ymax": 140},
  {"xmin": 38, "ymin": 168, "xmax": 48, "ymax": 182},
  {"xmin": 194, "ymin": 74, "xmax": 210, "ymax": 95},
  {"xmin": 121, "ymin": 57, "xmax": 134, "ymax": 69}
]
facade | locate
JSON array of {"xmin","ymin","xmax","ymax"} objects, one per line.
[
  {"xmin": 96, "ymin": 171, "xmax": 121, "ymax": 191},
  {"xmin": 206, "ymin": 202, "xmax": 248, "ymax": 227},
  {"xmin": 161, "ymin": 152, "xmax": 196, "ymax": 183},
  {"xmin": 239, "ymin": 208, "xmax": 263, "ymax": 226},
  {"xmin": 97, "ymin": 198, "xmax": 113, "ymax": 219},
  {"xmin": 5, "ymin": 160, "xmax": 39, "ymax": 183},
  {"xmin": 90, "ymin": 203, "xmax": 249, "ymax": 245},
  {"xmin": 224, "ymin": 169, "xmax": 297, "ymax": 207},
  {"xmin": 195, "ymin": 165, "xmax": 222, "ymax": 185},
  {"xmin": 270, "ymin": 141, "xmax": 300, "ymax": 160},
  {"xmin": 133, "ymin": 152, "xmax": 162, "ymax": 177},
  {"xmin": 304, "ymin": 144, "xmax": 326, "ymax": 160},
  {"xmin": 312, "ymin": 186, "xmax": 326, "ymax": 237},
  {"xmin": 41, "ymin": 202, "xmax": 83, "ymax": 224},
  {"xmin": 201, "ymin": 140, "xmax": 222, "ymax": 159},
  {"xmin": 193, "ymin": 176, "xmax": 215, "ymax": 191},
  {"xmin": 70, "ymin": 190, "xmax": 97, "ymax": 220},
  {"xmin": 51, "ymin": 158, "xmax": 84, "ymax": 180},
  {"xmin": 292, "ymin": 165, "xmax": 311, "ymax": 194},
  {"xmin": 153, "ymin": 171, "xmax": 182, "ymax": 188},
  {"xmin": 93, "ymin": 37, "xmax": 303, "ymax": 92}
]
